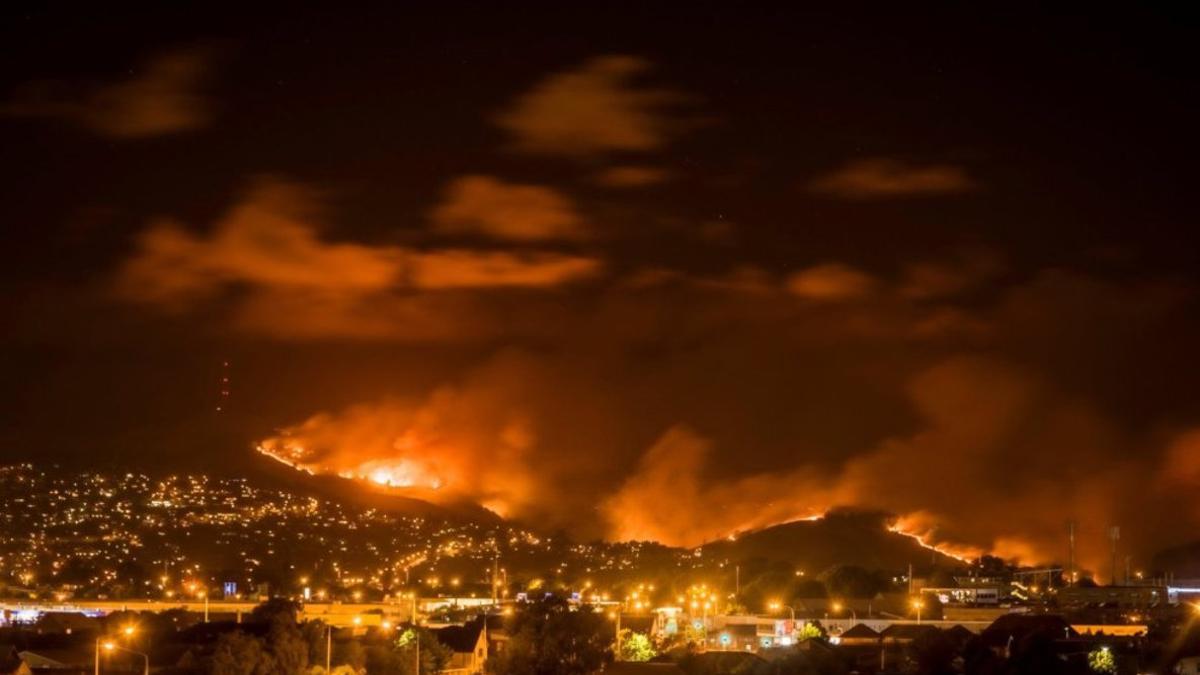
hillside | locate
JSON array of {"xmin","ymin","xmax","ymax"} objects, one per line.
[{"xmin": 703, "ymin": 510, "xmax": 963, "ymax": 572}]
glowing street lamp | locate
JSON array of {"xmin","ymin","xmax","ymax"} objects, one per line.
[
  {"xmin": 97, "ymin": 639, "xmax": 149, "ymax": 675},
  {"xmin": 911, "ymin": 598, "xmax": 925, "ymax": 624},
  {"xmin": 769, "ymin": 600, "xmax": 796, "ymax": 622}
]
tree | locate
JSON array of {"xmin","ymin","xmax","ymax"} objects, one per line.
[
  {"xmin": 1007, "ymin": 632, "xmax": 1062, "ymax": 675},
  {"xmin": 396, "ymin": 627, "xmax": 452, "ymax": 675},
  {"xmin": 618, "ymin": 631, "xmax": 656, "ymax": 662},
  {"xmin": 488, "ymin": 596, "xmax": 611, "ymax": 675},
  {"xmin": 821, "ymin": 566, "xmax": 885, "ymax": 599},
  {"xmin": 796, "ymin": 623, "xmax": 824, "ymax": 641},
  {"xmin": 266, "ymin": 619, "xmax": 310, "ymax": 675},
  {"xmin": 962, "ymin": 636, "xmax": 1003, "ymax": 675},
  {"xmin": 333, "ymin": 635, "xmax": 366, "ymax": 671},
  {"xmin": 251, "ymin": 598, "xmax": 301, "ymax": 625},
  {"xmin": 300, "ymin": 620, "xmax": 328, "ymax": 666},
  {"xmin": 789, "ymin": 579, "xmax": 828, "ymax": 600},
  {"xmin": 365, "ymin": 643, "xmax": 407, "ymax": 675},
  {"xmin": 210, "ymin": 631, "xmax": 272, "ymax": 675},
  {"xmin": 908, "ymin": 630, "xmax": 956, "ymax": 675},
  {"xmin": 1088, "ymin": 647, "xmax": 1116, "ymax": 675}
]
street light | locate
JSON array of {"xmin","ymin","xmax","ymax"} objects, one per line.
[
  {"xmin": 768, "ymin": 600, "xmax": 796, "ymax": 622},
  {"xmin": 97, "ymin": 640, "xmax": 149, "ymax": 675},
  {"xmin": 831, "ymin": 601, "xmax": 856, "ymax": 621},
  {"xmin": 911, "ymin": 598, "xmax": 924, "ymax": 625}
]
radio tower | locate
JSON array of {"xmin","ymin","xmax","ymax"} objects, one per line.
[
  {"xmin": 1109, "ymin": 525, "xmax": 1120, "ymax": 586},
  {"xmin": 216, "ymin": 359, "xmax": 231, "ymax": 413}
]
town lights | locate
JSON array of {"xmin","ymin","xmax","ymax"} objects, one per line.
[{"xmin": 122, "ymin": 625, "xmax": 136, "ymax": 637}]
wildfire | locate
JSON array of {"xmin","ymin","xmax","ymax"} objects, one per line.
[
  {"xmin": 256, "ymin": 443, "xmax": 446, "ymax": 493},
  {"xmin": 886, "ymin": 514, "xmax": 982, "ymax": 563}
]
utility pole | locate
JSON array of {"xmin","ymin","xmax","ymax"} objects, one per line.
[
  {"xmin": 614, "ymin": 609, "xmax": 622, "ymax": 661},
  {"xmin": 491, "ymin": 556, "xmax": 499, "ymax": 605},
  {"xmin": 735, "ymin": 566, "xmax": 740, "ymax": 598},
  {"xmin": 325, "ymin": 624, "xmax": 331, "ymax": 673},
  {"xmin": 412, "ymin": 597, "xmax": 420, "ymax": 675},
  {"xmin": 1067, "ymin": 521, "xmax": 1076, "ymax": 585}
]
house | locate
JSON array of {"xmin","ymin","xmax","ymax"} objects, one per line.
[
  {"xmin": 943, "ymin": 624, "xmax": 975, "ymax": 647},
  {"xmin": 483, "ymin": 615, "xmax": 508, "ymax": 657},
  {"xmin": 0, "ymin": 646, "xmax": 30, "ymax": 675},
  {"xmin": 601, "ymin": 664, "xmax": 685, "ymax": 675},
  {"xmin": 15, "ymin": 651, "xmax": 71, "ymax": 672},
  {"xmin": 680, "ymin": 651, "xmax": 766, "ymax": 674},
  {"xmin": 434, "ymin": 616, "xmax": 487, "ymax": 675},
  {"xmin": 1177, "ymin": 655, "xmax": 1200, "ymax": 675},
  {"xmin": 879, "ymin": 624, "xmax": 941, "ymax": 645},
  {"xmin": 979, "ymin": 614, "xmax": 1075, "ymax": 653},
  {"xmin": 1058, "ymin": 585, "xmax": 1166, "ymax": 610},
  {"xmin": 708, "ymin": 624, "xmax": 758, "ymax": 651},
  {"xmin": 33, "ymin": 614, "xmax": 96, "ymax": 637},
  {"xmin": 835, "ymin": 623, "xmax": 880, "ymax": 647}
]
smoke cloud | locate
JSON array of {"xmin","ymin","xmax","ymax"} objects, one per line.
[{"xmin": 257, "ymin": 292, "xmax": 1200, "ymax": 574}]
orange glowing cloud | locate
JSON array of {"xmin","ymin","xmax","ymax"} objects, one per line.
[
  {"xmin": 4, "ymin": 46, "xmax": 216, "ymax": 138},
  {"xmin": 408, "ymin": 249, "xmax": 600, "ymax": 289},
  {"xmin": 809, "ymin": 158, "xmax": 974, "ymax": 199},
  {"xmin": 496, "ymin": 55, "xmax": 682, "ymax": 156},
  {"xmin": 431, "ymin": 175, "xmax": 586, "ymax": 242},
  {"xmin": 115, "ymin": 179, "xmax": 602, "ymax": 338},
  {"xmin": 593, "ymin": 166, "xmax": 671, "ymax": 188},
  {"xmin": 117, "ymin": 181, "xmax": 400, "ymax": 307},
  {"xmin": 785, "ymin": 263, "xmax": 877, "ymax": 301}
]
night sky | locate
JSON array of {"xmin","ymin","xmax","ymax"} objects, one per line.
[{"xmin": 1, "ymin": 5, "xmax": 1197, "ymax": 570}]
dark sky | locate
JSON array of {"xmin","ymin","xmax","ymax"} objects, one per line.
[{"xmin": 1, "ymin": 5, "xmax": 1197, "ymax": 569}]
